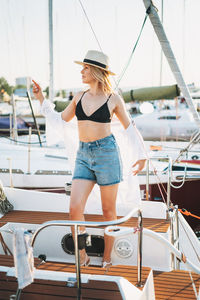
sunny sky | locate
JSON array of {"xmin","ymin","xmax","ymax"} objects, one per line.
[{"xmin": 1, "ymin": 0, "xmax": 200, "ymax": 91}]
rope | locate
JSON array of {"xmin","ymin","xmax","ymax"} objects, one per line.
[
  {"xmin": 179, "ymin": 241, "xmax": 199, "ymax": 299},
  {"xmin": 145, "ymin": 157, "xmax": 168, "ymax": 204},
  {"xmin": 78, "ymin": 0, "xmax": 103, "ymax": 51},
  {"xmin": 0, "ymin": 183, "xmax": 14, "ymax": 215},
  {"xmin": 179, "ymin": 208, "xmax": 200, "ymax": 220}
]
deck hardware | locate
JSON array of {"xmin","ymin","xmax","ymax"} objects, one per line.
[
  {"xmin": 74, "ymin": 224, "xmax": 82, "ymax": 299},
  {"xmin": 61, "ymin": 234, "xmax": 102, "ymax": 256},
  {"xmin": 145, "ymin": 159, "xmax": 150, "ymax": 200},
  {"xmin": 114, "ymin": 238, "xmax": 133, "ymax": 258},
  {"xmin": 174, "ymin": 205, "xmax": 180, "ymax": 269},
  {"xmin": 66, "ymin": 277, "xmax": 77, "ymax": 287},
  {"xmin": 65, "ymin": 182, "xmax": 72, "ymax": 195},
  {"xmin": 27, "ymin": 127, "xmax": 32, "ymax": 174},
  {"xmin": 37, "ymin": 254, "xmax": 47, "ymax": 267},
  {"xmin": 38, "ymin": 254, "xmax": 47, "ymax": 262},
  {"xmin": 169, "ymin": 205, "xmax": 180, "ymax": 269},
  {"xmin": 136, "ymin": 209, "xmax": 144, "ymax": 287},
  {"xmin": 7, "ymin": 158, "xmax": 14, "ymax": 188},
  {"xmin": 167, "ymin": 158, "xmax": 172, "ymax": 216},
  {"xmin": 12, "ymin": 288, "xmax": 22, "ymax": 300}
]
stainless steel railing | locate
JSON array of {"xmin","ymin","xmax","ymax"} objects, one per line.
[
  {"xmin": 145, "ymin": 156, "xmax": 173, "ymax": 210},
  {"xmin": 31, "ymin": 207, "xmax": 143, "ymax": 300},
  {"xmin": 145, "ymin": 156, "xmax": 181, "ymax": 270}
]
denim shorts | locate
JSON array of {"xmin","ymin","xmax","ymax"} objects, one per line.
[{"xmin": 73, "ymin": 134, "xmax": 123, "ymax": 186}]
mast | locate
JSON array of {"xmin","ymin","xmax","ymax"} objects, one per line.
[
  {"xmin": 159, "ymin": 0, "xmax": 163, "ymax": 86},
  {"xmin": 49, "ymin": 0, "xmax": 54, "ymax": 102},
  {"xmin": 143, "ymin": 0, "xmax": 200, "ymax": 128}
]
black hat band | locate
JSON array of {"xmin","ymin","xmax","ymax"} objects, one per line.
[{"xmin": 83, "ymin": 59, "xmax": 107, "ymax": 69}]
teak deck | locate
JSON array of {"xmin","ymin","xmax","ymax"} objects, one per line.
[
  {"xmin": 0, "ymin": 255, "xmax": 199, "ymax": 299},
  {"xmin": 0, "ymin": 210, "xmax": 170, "ymax": 233},
  {"xmin": 0, "ymin": 211, "xmax": 198, "ymax": 299}
]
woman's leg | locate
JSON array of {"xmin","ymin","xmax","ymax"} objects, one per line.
[
  {"xmin": 100, "ymin": 183, "xmax": 119, "ymax": 264},
  {"xmin": 70, "ymin": 179, "xmax": 95, "ymax": 263}
]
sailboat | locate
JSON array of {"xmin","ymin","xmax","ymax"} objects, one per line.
[
  {"xmin": 0, "ymin": 1, "xmax": 199, "ymax": 299},
  {"xmin": 134, "ymin": 107, "xmax": 199, "ymax": 140}
]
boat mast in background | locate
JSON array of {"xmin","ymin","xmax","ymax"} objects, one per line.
[
  {"xmin": 143, "ymin": 0, "xmax": 200, "ymax": 128},
  {"xmin": 159, "ymin": 0, "xmax": 163, "ymax": 86},
  {"xmin": 49, "ymin": 0, "xmax": 54, "ymax": 102}
]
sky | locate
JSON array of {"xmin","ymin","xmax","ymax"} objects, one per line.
[{"xmin": 1, "ymin": 0, "xmax": 200, "ymax": 91}]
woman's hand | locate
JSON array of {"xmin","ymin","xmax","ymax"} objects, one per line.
[
  {"xmin": 132, "ymin": 159, "xmax": 146, "ymax": 176},
  {"xmin": 32, "ymin": 80, "xmax": 44, "ymax": 104}
]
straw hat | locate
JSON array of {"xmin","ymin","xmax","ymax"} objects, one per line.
[{"xmin": 74, "ymin": 50, "xmax": 115, "ymax": 76}]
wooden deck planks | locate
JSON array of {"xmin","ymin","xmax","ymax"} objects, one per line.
[
  {"xmin": 0, "ymin": 255, "xmax": 199, "ymax": 299},
  {"xmin": 153, "ymin": 270, "xmax": 200, "ymax": 299},
  {"xmin": 0, "ymin": 273, "xmax": 123, "ymax": 300},
  {"xmin": 0, "ymin": 210, "xmax": 170, "ymax": 232}
]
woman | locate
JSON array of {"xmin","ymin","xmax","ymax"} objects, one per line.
[{"xmin": 33, "ymin": 50, "xmax": 146, "ymax": 268}]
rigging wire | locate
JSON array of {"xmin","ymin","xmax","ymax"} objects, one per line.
[
  {"xmin": 179, "ymin": 242, "xmax": 199, "ymax": 298},
  {"xmin": 179, "ymin": 216, "xmax": 200, "ymax": 263},
  {"xmin": 77, "ymin": 0, "xmax": 150, "ymax": 100},
  {"xmin": 188, "ymin": 270, "xmax": 199, "ymax": 299},
  {"xmin": 77, "ymin": 1, "xmax": 177, "ymax": 204},
  {"xmin": 77, "ymin": 0, "xmax": 150, "ymax": 93},
  {"xmin": 78, "ymin": 0, "xmax": 103, "ymax": 52},
  {"xmin": 173, "ymin": 130, "xmax": 200, "ymax": 164},
  {"xmin": 115, "ymin": 11, "xmax": 150, "ymax": 88}
]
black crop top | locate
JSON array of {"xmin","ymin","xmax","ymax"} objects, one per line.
[{"xmin": 75, "ymin": 91, "xmax": 112, "ymax": 123}]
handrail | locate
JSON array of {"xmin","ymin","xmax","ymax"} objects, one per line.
[
  {"xmin": 105, "ymin": 226, "xmax": 200, "ymax": 274},
  {"xmin": 31, "ymin": 207, "xmax": 142, "ymax": 300},
  {"xmin": 144, "ymin": 228, "xmax": 200, "ymax": 274},
  {"xmin": 31, "ymin": 207, "xmax": 140, "ymax": 247}
]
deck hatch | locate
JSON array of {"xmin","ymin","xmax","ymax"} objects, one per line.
[{"xmin": 61, "ymin": 233, "xmax": 104, "ymax": 257}]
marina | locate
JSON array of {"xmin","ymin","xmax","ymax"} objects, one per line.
[{"xmin": 0, "ymin": 0, "xmax": 200, "ymax": 299}]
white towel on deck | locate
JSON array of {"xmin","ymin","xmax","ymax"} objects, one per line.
[{"xmin": 13, "ymin": 228, "xmax": 34, "ymax": 289}]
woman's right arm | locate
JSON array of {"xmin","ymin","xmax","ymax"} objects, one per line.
[
  {"xmin": 61, "ymin": 94, "xmax": 79, "ymax": 122},
  {"xmin": 32, "ymin": 80, "xmax": 80, "ymax": 122}
]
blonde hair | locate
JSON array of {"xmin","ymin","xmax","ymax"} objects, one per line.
[{"xmin": 89, "ymin": 65, "xmax": 113, "ymax": 94}]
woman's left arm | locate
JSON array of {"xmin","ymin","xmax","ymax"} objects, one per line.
[{"xmin": 114, "ymin": 94, "xmax": 147, "ymax": 175}]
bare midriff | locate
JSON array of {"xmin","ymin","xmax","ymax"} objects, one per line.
[{"xmin": 78, "ymin": 121, "xmax": 111, "ymax": 142}]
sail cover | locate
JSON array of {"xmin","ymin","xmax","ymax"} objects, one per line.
[{"xmin": 122, "ymin": 84, "xmax": 180, "ymax": 102}]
